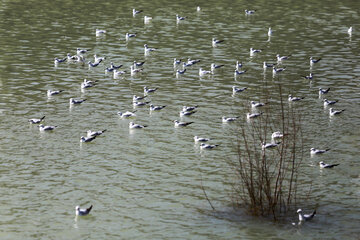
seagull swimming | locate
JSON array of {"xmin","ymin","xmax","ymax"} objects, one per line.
[
  {"xmin": 93, "ymin": 54, "xmax": 105, "ymax": 63},
  {"xmin": 173, "ymin": 58, "xmax": 182, "ymax": 68},
  {"xmin": 38, "ymin": 124, "xmax": 57, "ymax": 131},
  {"xmin": 310, "ymin": 57, "xmax": 322, "ymax": 65},
  {"xmin": 271, "ymin": 131, "xmax": 283, "ymax": 139},
  {"xmin": 276, "ymin": 54, "xmax": 291, "ymax": 62},
  {"xmin": 174, "ymin": 120, "xmax": 194, "ymax": 127},
  {"xmin": 54, "ymin": 57, "xmax": 67, "ymax": 64},
  {"xmin": 133, "ymin": 101, "xmax": 151, "ymax": 107},
  {"xmin": 176, "ymin": 69, "xmax": 186, "ymax": 77},
  {"xmin": 144, "ymin": 86, "xmax": 158, "ymax": 94},
  {"xmin": 233, "ymin": 86, "xmax": 247, "ymax": 94},
  {"xmin": 182, "ymin": 105, "xmax": 198, "ymax": 112},
  {"xmin": 268, "ymin": 27, "xmax": 272, "ymax": 36},
  {"xmin": 47, "ymin": 89, "xmax": 63, "ymax": 97},
  {"xmin": 302, "ymin": 73, "xmax": 313, "ymax": 80},
  {"xmin": 144, "ymin": 44, "xmax": 156, "ymax": 53},
  {"xmin": 75, "ymin": 205, "xmax": 93, "ymax": 216},
  {"xmin": 133, "ymin": 95, "xmax": 147, "ymax": 102},
  {"xmin": 297, "ymin": 209, "xmax": 316, "ymax": 222},
  {"xmin": 70, "ymin": 98, "xmax": 86, "ymax": 105},
  {"xmin": 194, "ymin": 136, "xmax": 211, "ymax": 142},
  {"xmin": 288, "ymin": 94, "xmax": 304, "ymax": 102},
  {"xmin": 196, "ymin": 6, "xmax": 201, "ymax": 12},
  {"xmin": 149, "ymin": 104, "xmax": 166, "ymax": 111},
  {"xmin": 212, "ymin": 38, "xmax": 224, "ymax": 47},
  {"xmin": 263, "ymin": 62, "xmax": 275, "ymax": 69},
  {"xmin": 113, "ymin": 69, "xmax": 126, "ymax": 78},
  {"xmin": 200, "ymin": 143, "xmax": 219, "ymax": 149},
  {"xmin": 80, "ymin": 135, "xmax": 97, "ymax": 143},
  {"xmin": 76, "ymin": 48, "xmax": 90, "ymax": 55},
  {"xmin": 251, "ymin": 101, "xmax": 266, "ymax": 108},
  {"xmin": 125, "ymin": 33, "xmax": 137, "ymax": 41},
  {"xmin": 110, "ymin": 62, "xmax": 122, "ymax": 70},
  {"xmin": 87, "ymin": 129, "xmax": 107, "ymax": 138},
  {"xmin": 262, "ymin": 141, "xmax": 280, "ymax": 150},
  {"xmin": 29, "ymin": 116, "xmax": 45, "ymax": 124},
  {"xmin": 247, "ymin": 112, "xmax": 263, "ymax": 119},
  {"xmin": 210, "ymin": 63, "xmax": 225, "ymax": 72},
  {"xmin": 222, "ymin": 116, "xmax": 239, "ymax": 123},
  {"xmin": 129, "ymin": 121, "xmax": 147, "ymax": 129},
  {"xmin": 348, "ymin": 26, "xmax": 352, "ymax": 35},
  {"xmin": 144, "ymin": 16, "xmax": 152, "ymax": 24},
  {"xmin": 319, "ymin": 161, "xmax": 340, "ymax": 168},
  {"xmin": 329, "ymin": 108, "xmax": 345, "ymax": 116},
  {"xmin": 273, "ymin": 66, "xmax": 286, "ymax": 74},
  {"xmin": 250, "ymin": 48, "xmax": 262, "ymax": 55},
  {"xmin": 319, "ymin": 87, "xmax": 330, "ymax": 95},
  {"xmin": 130, "ymin": 65, "xmax": 143, "ymax": 75},
  {"xmin": 176, "ymin": 14, "xmax": 186, "ymax": 21},
  {"xmin": 235, "ymin": 61, "xmax": 243, "ymax": 70},
  {"xmin": 199, "ymin": 68, "xmax": 212, "ymax": 76},
  {"xmin": 234, "ymin": 69, "xmax": 247, "ymax": 76},
  {"xmin": 117, "ymin": 110, "xmax": 137, "ymax": 118},
  {"xmin": 133, "ymin": 9, "xmax": 143, "ymax": 16},
  {"xmin": 245, "ymin": 9, "xmax": 256, "ymax": 15},
  {"xmin": 95, "ymin": 29, "xmax": 106, "ymax": 37},
  {"xmin": 310, "ymin": 147, "xmax": 330, "ymax": 155},
  {"xmin": 180, "ymin": 110, "xmax": 197, "ymax": 117},
  {"xmin": 323, "ymin": 99, "xmax": 338, "ymax": 106},
  {"xmin": 133, "ymin": 61, "xmax": 145, "ymax": 67}
]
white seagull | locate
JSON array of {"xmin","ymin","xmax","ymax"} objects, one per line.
[
  {"xmin": 38, "ymin": 124, "xmax": 57, "ymax": 131},
  {"xmin": 262, "ymin": 141, "xmax": 280, "ymax": 150},
  {"xmin": 323, "ymin": 99, "xmax": 338, "ymax": 107},
  {"xmin": 245, "ymin": 9, "xmax": 256, "ymax": 15},
  {"xmin": 129, "ymin": 122, "xmax": 147, "ymax": 129},
  {"xmin": 76, "ymin": 48, "xmax": 90, "ymax": 55},
  {"xmin": 132, "ymin": 9, "xmax": 143, "ymax": 16},
  {"xmin": 87, "ymin": 129, "xmax": 107, "ymax": 138},
  {"xmin": 194, "ymin": 136, "xmax": 211, "ymax": 142},
  {"xmin": 251, "ymin": 101, "xmax": 266, "ymax": 108},
  {"xmin": 348, "ymin": 26, "xmax": 352, "ymax": 35},
  {"xmin": 235, "ymin": 61, "xmax": 243, "ymax": 70},
  {"xmin": 329, "ymin": 108, "xmax": 345, "ymax": 116},
  {"xmin": 276, "ymin": 54, "xmax": 291, "ymax": 62},
  {"xmin": 182, "ymin": 105, "xmax": 198, "ymax": 112},
  {"xmin": 288, "ymin": 94, "xmax": 304, "ymax": 102},
  {"xmin": 130, "ymin": 65, "xmax": 143, "ymax": 75},
  {"xmin": 310, "ymin": 148, "xmax": 330, "ymax": 155},
  {"xmin": 199, "ymin": 68, "xmax": 212, "ymax": 77},
  {"xmin": 297, "ymin": 209, "xmax": 316, "ymax": 222},
  {"xmin": 70, "ymin": 98, "xmax": 86, "ymax": 105},
  {"xmin": 133, "ymin": 101, "xmax": 151, "ymax": 107},
  {"xmin": 144, "ymin": 16, "xmax": 152, "ymax": 24},
  {"xmin": 200, "ymin": 143, "xmax": 219, "ymax": 149},
  {"xmin": 75, "ymin": 205, "xmax": 93, "ymax": 216},
  {"xmin": 319, "ymin": 87, "xmax": 330, "ymax": 95},
  {"xmin": 113, "ymin": 69, "xmax": 126, "ymax": 78},
  {"xmin": 180, "ymin": 110, "xmax": 197, "ymax": 117},
  {"xmin": 211, "ymin": 63, "xmax": 225, "ymax": 72},
  {"xmin": 95, "ymin": 29, "xmax": 106, "ymax": 37},
  {"xmin": 80, "ymin": 135, "xmax": 97, "ymax": 143},
  {"xmin": 302, "ymin": 73, "xmax": 313, "ymax": 80},
  {"xmin": 144, "ymin": 86, "xmax": 158, "ymax": 94},
  {"xmin": 234, "ymin": 69, "xmax": 247, "ymax": 76},
  {"xmin": 47, "ymin": 89, "xmax": 63, "ymax": 97},
  {"xmin": 54, "ymin": 57, "xmax": 67, "ymax": 64},
  {"xmin": 233, "ymin": 86, "xmax": 247, "ymax": 94},
  {"xmin": 247, "ymin": 112, "xmax": 263, "ymax": 119},
  {"xmin": 149, "ymin": 104, "xmax": 166, "ymax": 111},
  {"xmin": 93, "ymin": 54, "xmax": 106, "ymax": 63},
  {"xmin": 273, "ymin": 66, "xmax": 286, "ymax": 74},
  {"xmin": 268, "ymin": 27, "xmax": 272, "ymax": 36},
  {"xmin": 310, "ymin": 57, "xmax": 322, "ymax": 65},
  {"xmin": 263, "ymin": 62, "xmax": 275, "ymax": 69},
  {"xmin": 29, "ymin": 116, "xmax": 45, "ymax": 124},
  {"xmin": 212, "ymin": 38, "xmax": 224, "ymax": 47},
  {"xmin": 117, "ymin": 110, "xmax": 137, "ymax": 118},
  {"xmin": 144, "ymin": 44, "xmax": 156, "ymax": 54},
  {"xmin": 222, "ymin": 116, "xmax": 239, "ymax": 123},
  {"xmin": 174, "ymin": 120, "xmax": 194, "ymax": 127},
  {"xmin": 125, "ymin": 32, "xmax": 137, "ymax": 41},
  {"xmin": 133, "ymin": 95, "xmax": 147, "ymax": 102},
  {"xmin": 176, "ymin": 14, "xmax": 186, "ymax": 21},
  {"xmin": 319, "ymin": 161, "xmax": 340, "ymax": 169},
  {"xmin": 271, "ymin": 131, "xmax": 283, "ymax": 139},
  {"xmin": 250, "ymin": 47, "xmax": 262, "ymax": 56}
]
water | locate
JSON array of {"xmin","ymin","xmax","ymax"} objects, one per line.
[{"xmin": 0, "ymin": 0, "xmax": 359, "ymax": 239}]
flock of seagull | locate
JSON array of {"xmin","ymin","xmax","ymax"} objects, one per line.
[{"xmin": 28, "ymin": 6, "xmax": 353, "ymax": 221}]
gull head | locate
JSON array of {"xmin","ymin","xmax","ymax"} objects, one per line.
[{"xmin": 297, "ymin": 209, "xmax": 302, "ymax": 213}]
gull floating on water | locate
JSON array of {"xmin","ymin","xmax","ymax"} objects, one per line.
[
  {"xmin": 144, "ymin": 16, "xmax": 152, "ymax": 24},
  {"xmin": 117, "ymin": 110, "xmax": 137, "ymax": 118},
  {"xmin": 234, "ymin": 69, "xmax": 247, "ymax": 76},
  {"xmin": 130, "ymin": 65, "xmax": 143, "ymax": 75},
  {"xmin": 95, "ymin": 29, "xmax": 106, "ymax": 37},
  {"xmin": 80, "ymin": 135, "xmax": 97, "ymax": 143},
  {"xmin": 38, "ymin": 124, "xmax": 57, "ymax": 131},
  {"xmin": 323, "ymin": 99, "xmax": 338, "ymax": 106},
  {"xmin": 194, "ymin": 136, "xmax": 211, "ymax": 142},
  {"xmin": 133, "ymin": 95, "xmax": 147, "ymax": 102},
  {"xmin": 233, "ymin": 86, "xmax": 247, "ymax": 94},
  {"xmin": 129, "ymin": 121, "xmax": 147, "ymax": 129},
  {"xmin": 75, "ymin": 205, "xmax": 93, "ymax": 216},
  {"xmin": 182, "ymin": 105, "xmax": 198, "ymax": 112},
  {"xmin": 319, "ymin": 161, "xmax": 340, "ymax": 168},
  {"xmin": 310, "ymin": 147, "xmax": 330, "ymax": 155},
  {"xmin": 29, "ymin": 116, "xmax": 45, "ymax": 124},
  {"xmin": 222, "ymin": 116, "xmax": 239, "ymax": 123},
  {"xmin": 110, "ymin": 62, "xmax": 122, "ymax": 70},
  {"xmin": 176, "ymin": 14, "xmax": 186, "ymax": 22},
  {"xmin": 180, "ymin": 110, "xmax": 197, "ymax": 117},
  {"xmin": 133, "ymin": 9, "xmax": 143, "ymax": 17},
  {"xmin": 262, "ymin": 141, "xmax": 280, "ymax": 150},
  {"xmin": 176, "ymin": 69, "xmax": 186, "ymax": 77},
  {"xmin": 288, "ymin": 94, "xmax": 304, "ymax": 102},
  {"xmin": 211, "ymin": 63, "xmax": 225, "ymax": 72},
  {"xmin": 113, "ymin": 69, "xmax": 126, "ymax": 78},
  {"xmin": 133, "ymin": 101, "xmax": 151, "ymax": 107},
  {"xmin": 76, "ymin": 48, "xmax": 90, "ymax": 55},
  {"xmin": 144, "ymin": 44, "xmax": 156, "ymax": 54},
  {"xmin": 245, "ymin": 9, "xmax": 256, "ymax": 15},
  {"xmin": 47, "ymin": 89, "xmax": 63, "ymax": 97},
  {"xmin": 250, "ymin": 48, "xmax": 262, "ymax": 56},
  {"xmin": 173, "ymin": 58, "xmax": 182, "ymax": 68},
  {"xmin": 251, "ymin": 101, "xmax": 266, "ymax": 108},
  {"xmin": 319, "ymin": 87, "xmax": 330, "ymax": 95},
  {"xmin": 271, "ymin": 131, "xmax": 283, "ymax": 139},
  {"xmin": 212, "ymin": 38, "xmax": 224, "ymax": 47},
  {"xmin": 348, "ymin": 26, "xmax": 352, "ymax": 35},
  {"xmin": 144, "ymin": 86, "xmax": 158, "ymax": 94},
  {"xmin": 276, "ymin": 54, "xmax": 291, "ymax": 62},
  {"xmin": 199, "ymin": 68, "xmax": 212, "ymax": 77},
  {"xmin": 302, "ymin": 73, "xmax": 313, "ymax": 80},
  {"xmin": 87, "ymin": 129, "xmax": 107, "ymax": 138},
  {"xmin": 174, "ymin": 120, "xmax": 194, "ymax": 127},
  {"xmin": 200, "ymin": 143, "xmax": 219, "ymax": 149},
  {"xmin": 54, "ymin": 57, "xmax": 67, "ymax": 65},
  {"xmin": 196, "ymin": 6, "xmax": 201, "ymax": 12},
  {"xmin": 150, "ymin": 104, "xmax": 166, "ymax": 111},
  {"xmin": 310, "ymin": 57, "xmax": 322, "ymax": 65},
  {"xmin": 329, "ymin": 108, "xmax": 345, "ymax": 116},
  {"xmin": 268, "ymin": 27, "xmax": 272, "ymax": 37},
  {"xmin": 70, "ymin": 98, "xmax": 86, "ymax": 105},
  {"xmin": 297, "ymin": 209, "xmax": 316, "ymax": 222},
  {"xmin": 273, "ymin": 66, "xmax": 286, "ymax": 74},
  {"xmin": 94, "ymin": 54, "xmax": 105, "ymax": 63},
  {"xmin": 263, "ymin": 62, "xmax": 275, "ymax": 69},
  {"xmin": 247, "ymin": 112, "xmax": 263, "ymax": 119},
  {"xmin": 125, "ymin": 32, "xmax": 137, "ymax": 41},
  {"xmin": 235, "ymin": 61, "xmax": 243, "ymax": 70},
  {"xmin": 133, "ymin": 61, "xmax": 145, "ymax": 67}
]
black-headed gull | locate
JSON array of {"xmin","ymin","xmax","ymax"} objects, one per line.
[
  {"xmin": 250, "ymin": 48, "xmax": 262, "ymax": 55},
  {"xmin": 133, "ymin": 61, "xmax": 145, "ymax": 67},
  {"xmin": 245, "ymin": 9, "xmax": 256, "ymax": 15},
  {"xmin": 182, "ymin": 105, "xmax": 198, "ymax": 112},
  {"xmin": 251, "ymin": 101, "xmax": 266, "ymax": 108},
  {"xmin": 176, "ymin": 14, "xmax": 186, "ymax": 21},
  {"xmin": 133, "ymin": 101, "xmax": 151, "ymax": 107},
  {"xmin": 29, "ymin": 116, "xmax": 45, "ymax": 124},
  {"xmin": 67, "ymin": 53, "xmax": 77, "ymax": 61},
  {"xmin": 212, "ymin": 38, "xmax": 224, "ymax": 47},
  {"xmin": 176, "ymin": 69, "xmax": 186, "ymax": 77},
  {"xmin": 263, "ymin": 62, "xmax": 275, "ymax": 69},
  {"xmin": 199, "ymin": 68, "xmax": 212, "ymax": 77},
  {"xmin": 310, "ymin": 57, "xmax": 321, "ymax": 65},
  {"xmin": 38, "ymin": 124, "xmax": 57, "ymax": 131},
  {"xmin": 144, "ymin": 86, "xmax": 158, "ymax": 94},
  {"xmin": 144, "ymin": 44, "xmax": 156, "ymax": 53},
  {"xmin": 200, "ymin": 143, "xmax": 219, "ymax": 149},
  {"xmin": 173, "ymin": 58, "xmax": 182, "ymax": 68},
  {"xmin": 273, "ymin": 66, "xmax": 286, "ymax": 74},
  {"xmin": 180, "ymin": 110, "xmax": 197, "ymax": 117},
  {"xmin": 233, "ymin": 86, "xmax": 247, "ymax": 94},
  {"xmin": 130, "ymin": 65, "xmax": 143, "ymax": 75},
  {"xmin": 94, "ymin": 54, "xmax": 105, "ymax": 63},
  {"xmin": 76, "ymin": 48, "xmax": 90, "ymax": 55},
  {"xmin": 211, "ymin": 63, "xmax": 225, "ymax": 72},
  {"xmin": 88, "ymin": 61, "xmax": 102, "ymax": 68},
  {"xmin": 129, "ymin": 122, "xmax": 147, "ymax": 129},
  {"xmin": 150, "ymin": 104, "xmax": 166, "ymax": 111},
  {"xmin": 323, "ymin": 99, "xmax": 338, "ymax": 106},
  {"xmin": 133, "ymin": 9, "xmax": 143, "ymax": 16},
  {"xmin": 113, "ymin": 70, "xmax": 126, "ymax": 78},
  {"xmin": 302, "ymin": 73, "xmax": 313, "ymax": 80},
  {"xmin": 262, "ymin": 141, "xmax": 280, "ymax": 150},
  {"xmin": 80, "ymin": 135, "xmax": 97, "ymax": 143},
  {"xmin": 288, "ymin": 95, "xmax": 304, "ymax": 102},
  {"xmin": 54, "ymin": 57, "xmax": 67, "ymax": 64},
  {"xmin": 75, "ymin": 205, "xmax": 93, "ymax": 216},
  {"xmin": 174, "ymin": 120, "xmax": 194, "ymax": 127},
  {"xmin": 125, "ymin": 33, "xmax": 137, "ymax": 40},
  {"xmin": 234, "ymin": 69, "xmax": 247, "ymax": 76},
  {"xmin": 87, "ymin": 129, "xmax": 107, "ymax": 138},
  {"xmin": 310, "ymin": 148, "xmax": 330, "ymax": 155},
  {"xmin": 95, "ymin": 29, "xmax": 106, "ymax": 37},
  {"xmin": 319, "ymin": 161, "xmax": 339, "ymax": 168},
  {"xmin": 70, "ymin": 98, "xmax": 86, "ymax": 105},
  {"xmin": 247, "ymin": 112, "xmax": 263, "ymax": 119},
  {"xmin": 110, "ymin": 62, "xmax": 122, "ymax": 70},
  {"xmin": 133, "ymin": 95, "xmax": 147, "ymax": 102},
  {"xmin": 47, "ymin": 89, "xmax": 63, "ymax": 97},
  {"xmin": 194, "ymin": 136, "xmax": 211, "ymax": 142},
  {"xmin": 118, "ymin": 110, "xmax": 137, "ymax": 118},
  {"xmin": 297, "ymin": 209, "xmax": 316, "ymax": 222},
  {"xmin": 222, "ymin": 116, "xmax": 239, "ymax": 123},
  {"xmin": 276, "ymin": 54, "xmax": 291, "ymax": 62},
  {"xmin": 105, "ymin": 67, "xmax": 115, "ymax": 73},
  {"xmin": 235, "ymin": 61, "xmax": 243, "ymax": 70},
  {"xmin": 329, "ymin": 108, "xmax": 345, "ymax": 116},
  {"xmin": 319, "ymin": 88, "xmax": 330, "ymax": 95}
]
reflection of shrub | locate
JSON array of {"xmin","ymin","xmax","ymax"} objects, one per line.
[{"xmin": 226, "ymin": 86, "xmax": 310, "ymax": 220}]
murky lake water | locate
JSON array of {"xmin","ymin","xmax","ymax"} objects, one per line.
[{"xmin": 0, "ymin": 0, "xmax": 359, "ymax": 239}]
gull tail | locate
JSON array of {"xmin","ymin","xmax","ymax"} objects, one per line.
[{"xmin": 87, "ymin": 205, "xmax": 93, "ymax": 213}]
